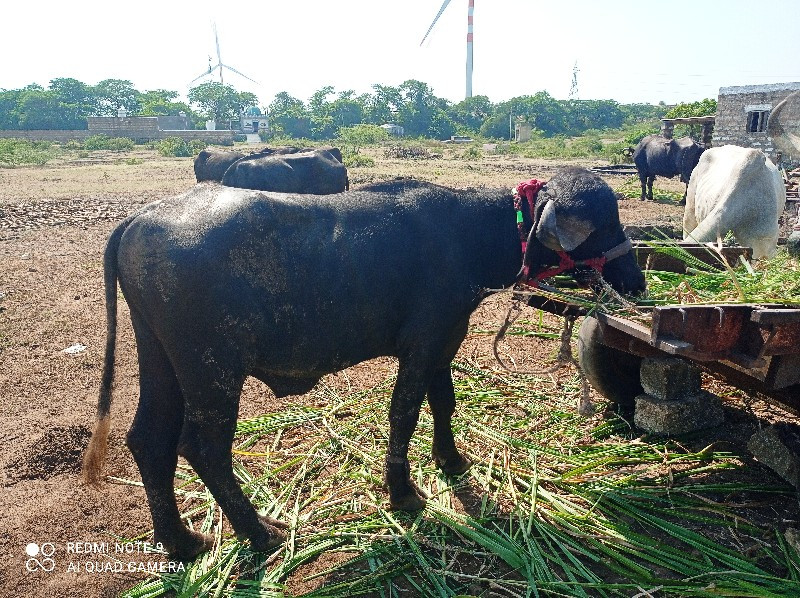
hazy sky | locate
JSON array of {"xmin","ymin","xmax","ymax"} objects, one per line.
[{"xmin": 4, "ymin": 0, "xmax": 799, "ymax": 108}]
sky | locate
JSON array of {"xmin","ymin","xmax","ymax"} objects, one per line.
[{"xmin": 3, "ymin": 0, "xmax": 799, "ymax": 109}]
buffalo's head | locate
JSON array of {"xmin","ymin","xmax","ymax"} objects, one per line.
[
  {"xmin": 523, "ymin": 167, "xmax": 646, "ymax": 296},
  {"xmin": 679, "ymin": 143, "xmax": 705, "ymax": 184}
]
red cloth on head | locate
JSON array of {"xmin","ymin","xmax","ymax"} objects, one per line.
[{"xmin": 515, "ymin": 179, "xmax": 546, "ymax": 218}]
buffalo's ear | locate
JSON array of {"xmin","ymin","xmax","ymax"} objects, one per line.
[{"xmin": 535, "ymin": 200, "xmax": 596, "ymax": 252}]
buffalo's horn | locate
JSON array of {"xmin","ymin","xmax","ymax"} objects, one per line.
[{"xmin": 535, "ymin": 200, "xmax": 596, "ymax": 252}]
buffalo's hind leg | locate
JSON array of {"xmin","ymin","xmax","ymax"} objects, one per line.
[
  {"xmin": 126, "ymin": 310, "xmax": 213, "ymax": 562},
  {"xmin": 427, "ymin": 368, "xmax": 471, "ymax": 475},
  {"xmin": 174, "ymin": 356, "xmax": 287, "ymax": 553},
  {"xmin": 638, "ymin": 173, "xmax": 648, "ymax": 200}
]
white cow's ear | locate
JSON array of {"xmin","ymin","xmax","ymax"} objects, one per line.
[{"xmin": 535, "ymin": 200, "xmax": 595, "ymax": 252}]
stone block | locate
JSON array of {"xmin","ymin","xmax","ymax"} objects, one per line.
[
  {"xmin": 634, "ymin": 391, "xmax": 724, "ymax": 435},
  {"xmin": 748, "ymin": 423, "xmax": 800, "ymax": 489},
  {"xmin": 787, "ymin": 230, "xmax": 800, "ymax": 257},
  {"xmin": 639, "ymin": 358, "xmax": 702, "ymax": 401}
]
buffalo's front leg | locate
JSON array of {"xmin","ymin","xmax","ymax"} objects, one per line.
[
  {"xmin": 176, "ymin": 365, "xmax": 287, "ymax": 552},
  {"xmin": 639, "ymin": 174, "xmax": 648, "ymax": 200},
  {"xmin": 427, "ymin": 368, "xmax": 470, "ymax": 475},
  {"xmin": 647, "ymin": 175, "xmax": 655, "ymax": 200},
  {"xmin": 385, "ymin": 360, "xmax": 429, "ymax": 510}
]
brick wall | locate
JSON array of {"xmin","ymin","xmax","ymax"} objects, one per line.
[
  {"xmin": 87, "ymin": 116, "xmax": 160, "ymax": 132},
  {"xmin": 0, "ymin": 129, "xmax": 235, "ymax": 145},
  {"xmin": 713, "ymin": 83, "xmax": 800, "ymax": 164}
]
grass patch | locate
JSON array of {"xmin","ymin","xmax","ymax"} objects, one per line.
[
  {"xmin": 615, "ymin": 176, "xmax": 684, "ymax": 202},
  {"xmin": 0, "ymin": 138, "xmax": 58, "ymax": 167},
  {"xmin": 119, "ymin": 364, "xmax": 798, "ymax": 597}
]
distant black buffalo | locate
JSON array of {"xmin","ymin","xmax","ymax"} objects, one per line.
[
  {"xmin": 221, "ymin": 148, "xmax": 348, "ymax": 194},
  {"xmin": 193, "ymin": 148, "xmax": 246, "ymax": 182},
  {"xmin": 83, "ymin": 167, "xmax": 644, "ymax": 561},
  {"xmin": 193, "ymin": 146, "xmax": 347, "ymax": 193},
  {"xmin": 632, "ymin": 135, "xmax": 704, "ymax": 201}
]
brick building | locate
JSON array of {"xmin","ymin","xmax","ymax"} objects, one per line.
[{"xmin": 713, "ymin": 82, "xmax": 800, "ymax": 164}]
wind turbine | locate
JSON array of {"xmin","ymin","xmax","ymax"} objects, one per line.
[
  {"xmin": 420, "ymin": 0, "xmax": 474, "ymax": 99},
  {"xmin": 191, "ymin": 22, "xmax": 259, "ymax": 86}
]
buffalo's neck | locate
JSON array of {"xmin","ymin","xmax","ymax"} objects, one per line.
[{"xmin": 457, "ymin": 193, "xmax": 523, "ymax": 293}]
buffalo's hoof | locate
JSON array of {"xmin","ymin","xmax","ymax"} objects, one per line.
[
  {"xmin": 249, "ymin": 514, "xmax": 288, "ymax": 552},
  {"xmin": 433, "ymin": 450, "xmax": 471, "ymax": 476},
  {"xmin": 389, "ymin": 489, "xmax": 427, "ymax": 511},
  {"xmin": 165, "ymin": 528, "xmax": 215, "ymax": 562}
]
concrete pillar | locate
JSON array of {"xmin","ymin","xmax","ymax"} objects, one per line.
[{"xmin": 634, "ymin": 358, "xmax": 724, "ymax": 435}]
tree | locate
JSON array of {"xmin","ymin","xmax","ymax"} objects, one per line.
[
  {"xmin": 138, "ymin": 89, "xmax": 192, "ymax": 117},
  {"xmin": 363, "ymin": 84, "xmax": 402, "ymax": 125},
  {"xmin": 447, "ymin": 95, "xmax": 494, "ymax": 135},
  {"xmin": 92, "ymin": 79, "xmax": 140, "ymax": 115},
  {"xmin": 0, "ymin": 90, "xmax": 22, "ymax": 129},
  {"xmin": 14, "ymin": 89, "xmax": 76, "ymax": 129},
  {"xmin": 330, "ymin": 91, "xmax": 364, "ymax": 132},
  {"xmin": 267, "ymin": 91, "xmax": 311, "ymax": 138},
  {"xmin": 664, "ymin": 98, "xmax": 717, "ymax": 139},
  {"xmin": 565, "ymin": 99, "xmax": 624, "ymax": 133},
  {"xmin": 188, "ymin": 82, "xmax": 257, "ymax": 125},
  {"xmin": 396, "ymin": 79, "xmax": 454, "ymax": 139}
]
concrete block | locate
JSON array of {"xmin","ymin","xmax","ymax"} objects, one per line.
[
  {"xmin": 787, "ymin": 230, "xmax": 800, "ymax": 257},
  {"xmin": 639, "ymin": 358, "xmax": 702, "ymax": 401},
  {"xmin": 748, "ymin": 423, "xmax": 800, "ymax": 489},
  {"xmin": 634, "ymin": 391, "xmax": 724, "ymax": 435}
]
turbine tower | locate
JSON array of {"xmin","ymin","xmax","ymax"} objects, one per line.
[
  {"xmin": 191, "ymin": 22, "xmax": 259, "ymax": 86},
  {"xmin": 569, "ymin": 62, "xmax": 580, "ymax": 100},
  {"xmin": 420, "ymin": 0, "xmax": 475, "ymax": 99}
]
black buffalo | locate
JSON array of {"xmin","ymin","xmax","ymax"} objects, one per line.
[
  {"xmin": 221, "ymin": 148, "xmax": 348, "ymax": 194},
  {"xmin": 193, "ymin": 148, "xmax": 246, "ymax": 182},
  {"xmin": 632, "ymin": 134, "xmax": 704, "ymax": 201},
  {"xmin": 83, "ymin": 167, "xmax": 645, "ymax": 561}
]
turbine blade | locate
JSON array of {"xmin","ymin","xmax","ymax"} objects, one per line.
[
  {"xmin": 221, "ymin": 64, "xmax": 260, "ymax": 85},
  {"xmin": 420, "ymin": 0, "xmax": 452, "ymax": 46},
  {"xmin": 213, "ymin": 22, "xmax": 222, "ymax": 63},
  {"xmin": 190, "ymin": 67, "xmax": 214, "ymax": 83}
]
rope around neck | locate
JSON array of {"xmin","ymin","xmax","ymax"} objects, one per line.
[{"xmin": 491, "ymin": 293, "xmax": 595, "ymax": 416}]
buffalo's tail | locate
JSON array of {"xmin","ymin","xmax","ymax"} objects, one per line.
[{"xmin": 82, "ymin": 216, "xmax": 136, "ymax": 486}]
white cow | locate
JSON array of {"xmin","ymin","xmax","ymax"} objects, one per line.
[{"xmin": 683, "ymin": 145, "xmax": 786, "ymax": 259}]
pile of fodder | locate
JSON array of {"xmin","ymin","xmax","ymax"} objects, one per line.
[
  {"xmin": 643, "ymin": 246, "xmax": 800, "ymax": 306},
  {"xmin": 120, "ymin": 362, "xmax": 799, "ymax": 597}
]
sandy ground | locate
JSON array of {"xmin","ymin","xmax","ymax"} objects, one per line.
[{"xmin": 0, "ymin": 147, "xmax": 795, "ymax": 597}]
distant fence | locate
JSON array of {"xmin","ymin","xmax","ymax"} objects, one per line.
[{"xmin": 0, "ymin": 129, "xmax": 235, "ymax": 145}]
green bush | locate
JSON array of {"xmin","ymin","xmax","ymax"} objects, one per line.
[
  {"xmin": 0, "ymin": 138, "xmax": 57, "ymax": 167},
  {"xmin": 461, "ymin": 145, "xmax": 482, "ymax": 161},
  {"xmin": 188, "ymin": 139, "xmax": 207, "ymax": 155},
  {"xmin": 83, "ymin": 134, "xmax": 110, "ymax": 150},
  {"xmin": 343, "ymin": 152, "xmax": 374, "ymax": 168},
  {"xmin": 64, "ymin": 139, "xmax": 83, "ymax": 150},
  {"xmin": 82, "ymin": 134, "xmax": 135, "ymax": 151},
  {"xmin": 623, "ymin": 124, "xmax": 660, "ymax": 147},
  {"xmin": 157, "ymin": 137, "xmax": 191, "ymax": 157},
  {"xmin": 106, "ymin": 137, "xmax": 135, "ymax": 151}
]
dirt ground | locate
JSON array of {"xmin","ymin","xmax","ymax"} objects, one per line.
[{"xmin": 0, "ymin": 146, "xmax": 796, "ymax": 597}]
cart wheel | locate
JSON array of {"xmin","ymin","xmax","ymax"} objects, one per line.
[{"xmin": 577, "ymin": 316, "xmax": 643, "ymax": 412}]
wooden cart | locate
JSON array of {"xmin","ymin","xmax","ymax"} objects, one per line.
[{"xmin": 527, "ymin": 242, "xmax": 800, "ymax": 414}]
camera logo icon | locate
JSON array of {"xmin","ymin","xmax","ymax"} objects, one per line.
[{"xmin": 25, "ymin": 543, "xmax": 56, "ymax": 572}]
